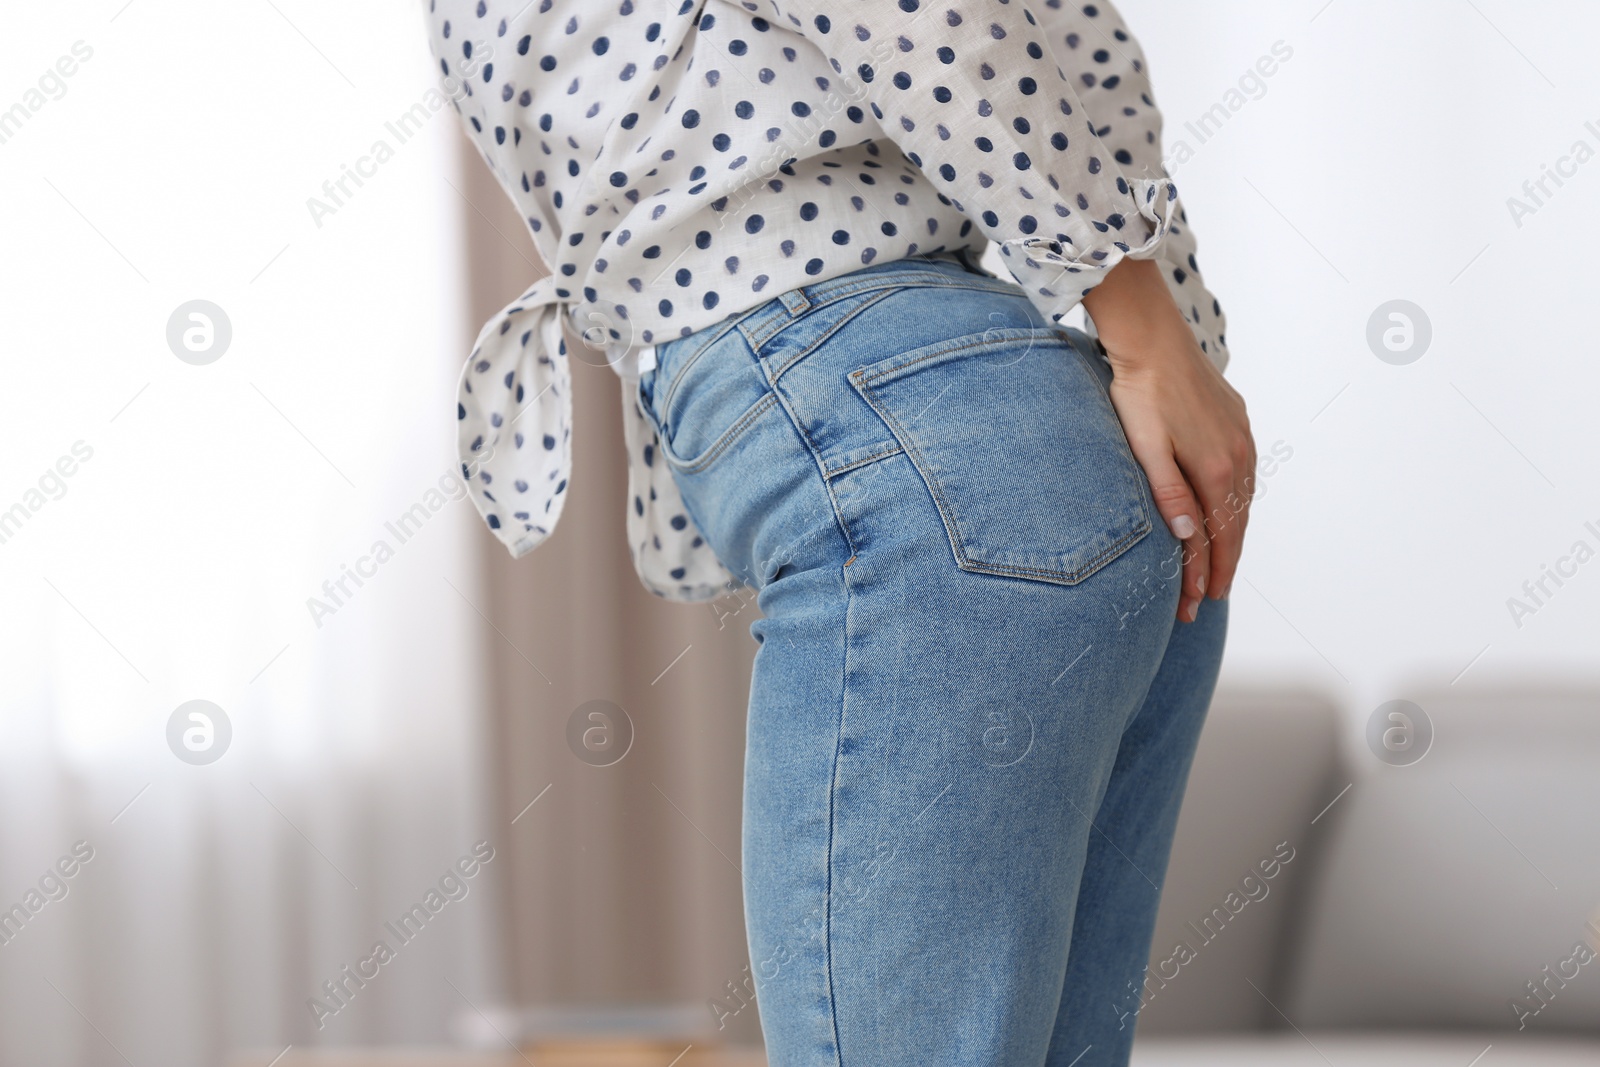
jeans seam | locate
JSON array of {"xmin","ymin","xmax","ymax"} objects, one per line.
[
  {"xmin": 736, "ymin": 302, "xmax": 794, "ymax": 354},
  {"xmin": 656, "ymin": 314, "xmax": 749, "ymax": 427},
  {"xmin": 803, "ymin": 270, "xmax": 1020, "ymax": 308},
  {"xmin": 756, "ymin": 350, "xmax": 864, "ymax": 568},
  {"xmin": 824, "ymin": 539, "xmax": 854, "ymax": 1067},
  {"xmin": 822, "ymin": 443, "xmax": 905, "ymax": 478},
  {"xmin": 743, "ymin": 274, "xmax": 1026, "ymax": 354},
  {"xmin": 764, "ymin": 340, "xmax": 866, "ymax": 1065},
  {"xmin": 767, "ymin": 287, "xmax": 906, "ymax": 382},
  {"xmin": 664, "ymin": 392, "xmax": 780, "ymax": 474},
  {"xmin": 851, "ymin": 326, "xmax": 1059, "ymax": 387}
]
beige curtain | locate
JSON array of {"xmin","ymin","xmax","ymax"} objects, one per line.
[{"xmin": 455, "ymin": 141, "xmax": 763, "ymax": 1043}]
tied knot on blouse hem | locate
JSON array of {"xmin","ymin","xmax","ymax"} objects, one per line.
[
  {"xmin": 455, "ymin": 274, "xmax": 572, "ymax": 560},
  {"xmin": 455, "ymin": 273, "xmax": 745, "ymax": 604}
]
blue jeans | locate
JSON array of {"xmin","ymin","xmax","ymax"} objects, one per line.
[{"xmin": 637, "ymin": 251, "xmax": 1227, "ymax": 1066}]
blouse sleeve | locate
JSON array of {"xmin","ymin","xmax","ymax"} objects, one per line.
[
  {"xmin": 1033, "ymin": 0, "xmax": 1231, "ymax": 368},
  {"xmin": 765, "ymin": 0, "xmax": 1180, "ymax": 326}
]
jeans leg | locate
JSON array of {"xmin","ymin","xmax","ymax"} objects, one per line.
[
  {"xmin": 660, "ymin": 276, "xmax": 1227, "ymax": 1065},
  {"xmin": 740, "ymin": 447, "xmax": 1193, "ymax": 1066},
  {"xmin": 1046, "ymin": 595, "xmax": 1229, "ymax": 1066}
]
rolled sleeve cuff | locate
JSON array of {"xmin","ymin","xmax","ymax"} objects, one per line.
[{"xmin": 995, "ymin": 177, "xmax": 1179, "ymax": 324}]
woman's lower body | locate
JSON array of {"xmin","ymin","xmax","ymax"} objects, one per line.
[{"xmin": 637, "ymin": 251, "xmax": 1227, "ymax": 1067}]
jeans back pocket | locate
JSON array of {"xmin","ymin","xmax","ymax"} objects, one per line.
[{"xmin": 847, "ymin": 326, "xmax": 1152, "ymax": 586}]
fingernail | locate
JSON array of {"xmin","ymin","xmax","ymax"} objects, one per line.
[
  {"xmin": 1196, "ymin": 574, "xmax": 1207, "ymax": 597},
  {"xmin": 1222, "ymin": 581, "xmax": 1232, "ymax": 599},
  {"xmin": 1187, "ymin": 599, "xmax": 1199, "ymax": 622},
  {"xmin": 1171, "ymin": 515, "xmax": 1196, "ymax": 539}
]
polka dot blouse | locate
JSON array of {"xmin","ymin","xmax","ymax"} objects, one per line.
[{"xmin": 423, "ymin": 0, "xmax": 1230, "ymax": 603}]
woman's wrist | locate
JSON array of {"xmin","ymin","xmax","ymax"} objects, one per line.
[{"xmin": 1081, "ymin": 257, "xmax": 1193, "ymax": 366}]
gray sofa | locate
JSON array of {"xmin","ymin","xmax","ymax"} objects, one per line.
[
  {"xmin": 430, "ymin": 687, "xmax": 1600, "ymax": 1065},
  {"xmin": 1131, "ymin": 686, "xmax": 1600, "ymax": 1065}
]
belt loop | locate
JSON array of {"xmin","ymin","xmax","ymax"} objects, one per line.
[{"xmin": 779, "ymin": 288, "xmax": 811, "ymax": 316}]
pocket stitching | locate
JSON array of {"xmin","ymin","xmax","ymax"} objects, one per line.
[
  {"xmin": 853, "ymin": 326, "xmax": 1051, "ymax": 387},
  {"xmin": 849, "ymin": 328, "xmax": 1152, "ymax": 586},
  {"xmin": 766, "ymin": 287, "xmax": 905, "ymax": 380},
  {"xmin": 657, "ymin": 314, "xmax": 749, "ymax": 425},
  {"xmin": 664, "ymin": 390, "xmax": 779, "ymax": 474}
]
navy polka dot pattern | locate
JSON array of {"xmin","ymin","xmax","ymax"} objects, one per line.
[{"xmin": 424, "ymin": 0, "xmax": 1228, "ymax": 603}]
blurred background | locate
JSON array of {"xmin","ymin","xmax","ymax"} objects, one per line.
[{"xmin": 1, "ymin": 1, "xmax": 1596, "ymax": 1065}]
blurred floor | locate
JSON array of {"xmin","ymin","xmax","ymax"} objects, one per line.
[{"xmin": 231, "ymin": 1047, "xmax": 764, "ymax": 1067}]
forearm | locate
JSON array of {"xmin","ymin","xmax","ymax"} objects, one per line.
[{"xmin": 1080, "ymin": 257, "xmax": 1196, "ymax": 365}]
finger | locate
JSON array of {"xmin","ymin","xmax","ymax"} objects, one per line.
[
  {"xmin": 1211, "ymin": 436, "xmax": 1258, "ymax": 598},
  {"xmin": 1134, "ymin": 446, "xmax": 1208, "ymax": 621},
  {"xmin": 1227, "ymin": 468, "xmax": 1256, "ymax": 587},
  {"xmin": 1141, "ymin": 448, "xmax": 1205, "ymax": 549},
  {"xmin": 1196, "ymin": 474, "xmax": 1244, "ymax": 603},
  {"xmin": 1179, "ymin": 528, "xmax": 1210, "ymax": 623},
  {"xmin": 1224, "ymin": 421, "xmax": 1259, "ymax": 596},
  {"xmin": 1229, "ymin": 435, "xmax": 1259, "ymax": 544}
]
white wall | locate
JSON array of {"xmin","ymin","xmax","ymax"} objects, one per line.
[
  {"xmin": 1116, "ymin": 0, "xmax": 1600, "ymax": 716},
  {"xmin": 0, "ymin": 3, "xmax": 504, "ymax": 1063}
]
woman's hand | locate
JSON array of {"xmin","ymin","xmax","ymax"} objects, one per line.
[{"xmin": 1081, "ymin": 257, "xmax": 1255, "ymax": 623}]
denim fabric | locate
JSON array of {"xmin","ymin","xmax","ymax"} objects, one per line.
[{"xmin": 638, "ymin": 251, "xmax": 1228, "ymax": 1067}]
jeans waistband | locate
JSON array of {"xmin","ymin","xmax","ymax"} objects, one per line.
[
  {"xmin": 732, "ymin": 249, "xmax": 1024, "ymax": 354},
  {"xmin": 641, "ymin": 249, "xmax": 1025, "ymax": 386}
]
